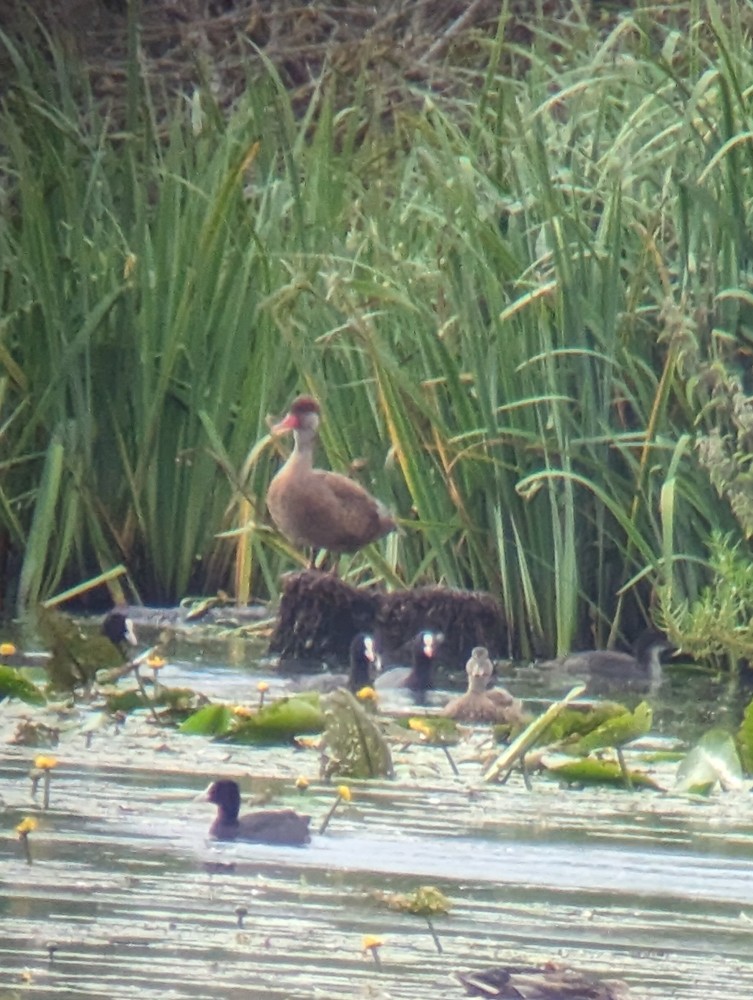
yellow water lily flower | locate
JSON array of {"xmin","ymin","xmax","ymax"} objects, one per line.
[
  {"xmin": 295, "ymin": 776, "xmax": 310, "ymax": 791},
  {"xmin": 0, "ymin": 642, "xmax": 17, "ymax": 656},
  {"xmin": 356, "ymin": 686, "xmax": 377, "ymax": 702},
  {"xmin": 33, "ymin": 756, "xmax": 58, "ymax": 770},
  {"xmin": 408, "ymin": 718, "xmax": 433, "ymax": 738},
  {"xmin": 257, "ymin": 681, "xmax": 269, "ymax": 693},
  {"xmin": 337, "ymin": 785, "xmax": 352, "ymax": 802},
  {"xmin": 233, "ymin": 705, "xmax": 254, "ymax": 718},
  {"xmin": 16, "ymin": 817, "xmax": 38, "ymax": 835},
  {"xmin": 362, "ymin": 934, "xmax": 383, "ymax": 970},
  {"xmin": 146, "ymin": 654, "xmax": 167, "ymax": 670}
]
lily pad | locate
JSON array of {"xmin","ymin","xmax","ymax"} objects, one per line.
[
  {"xmin": 0, "ymin": 665, "xmax": 46, "ymax": 705},
  {"xmin": 484, "ymin": 684, "xmax": 587, "ymax": 783},
  {"xmin": 540, "ymin": 702, "xmax": 629, "ymax": 743},
  {"xmin": 675, "ymin": 728, "xmax": 744, "ymax": 795},
  {"xmin": 565, "ymin": 701, "xmax": 653, "ymax": 755},
  {"xmin": 224, "ymin": 694, "xmax": 325, "ymax": 744},
  {"xmin": 179, "ymin": 703, "xmax": 234, "ymax": 736},
  {"xmin": 320, "ymin": 689, "xmax": 393, "ymax": 779},
  {"xmin": 542, "ymin": 754, "xmax": 664, "ymax": 790}
]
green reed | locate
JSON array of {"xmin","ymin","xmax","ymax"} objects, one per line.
[{"xmin": 1, "ymin": 3, "xmax": 752, "ymax": 657}]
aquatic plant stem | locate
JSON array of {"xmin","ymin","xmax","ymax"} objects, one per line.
[
  {"xmin": 426, "ymin": 916, "xmax": 442, "ymax": 954},
  {"xmin": 442, "ymin": 746, "xmax": 459, "ymax": 776}
]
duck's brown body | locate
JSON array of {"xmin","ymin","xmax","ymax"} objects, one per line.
[
  {"xmin": 202, "ymin": 780, "xmax": 311, "ymax": 846},
  {"xmin": 443, "ymin": 646, "xmax": 524, "ymax": 725},
  {"xmin": 455, "ymin": 962, "xmax": 631, "ymax": 999},
  {"xmin": 267, "ymin": 396, "xmax": 396, "ymax": 555}
]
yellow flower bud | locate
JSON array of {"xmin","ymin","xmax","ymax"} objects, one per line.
[{"xmin": 33, "ymin": 756, "xmax": 58, "ymax": 770}]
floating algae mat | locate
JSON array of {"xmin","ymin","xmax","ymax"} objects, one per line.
[{"xmin": 1, "ymin": 650, "xmax": 753, "ymax": 999}]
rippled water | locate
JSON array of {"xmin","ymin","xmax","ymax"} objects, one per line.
[{"xmin": 2, "ymin": 637, "xmax": 753, "ymax": 999}]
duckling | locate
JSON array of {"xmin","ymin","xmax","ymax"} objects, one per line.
[
  {"xmin": 201, "ymin": 779, "xmax": 311, "ymax": 846},
  {"xmin": 454, "ymin": 961, "xmax": 631, "ymax": 998},
  {"xmin": 375, "ymin": 631, "xmax": 443, "ymax": 704},
  {"xmin": 443, "ymin": 646, "xmax": 524, "ymax": 725},
  {"xmin": 266, "ymin": 396, "xmax": 396, "ymax": 564},
  {"xmin": 287, "ymin": 632, "xmax": 378, "ymax": 694}
]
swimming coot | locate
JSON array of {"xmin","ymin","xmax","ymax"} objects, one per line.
[{"xmin": 201, "ymin": 779, "xmax": 311, "ymax": 846}]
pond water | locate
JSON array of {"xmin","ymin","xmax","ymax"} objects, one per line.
[{"xmin": 2, "ymin": 634, "xmax": 753, "ymax": 999}]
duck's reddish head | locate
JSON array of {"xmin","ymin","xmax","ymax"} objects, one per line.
[{"xmin": 273, "ymin": 396, "xmax": 321, "ymax": 432}]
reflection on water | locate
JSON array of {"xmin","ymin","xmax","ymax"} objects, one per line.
[{"xmin": 1, "ymin": 643, "xmax": 753, "ymax": 999}]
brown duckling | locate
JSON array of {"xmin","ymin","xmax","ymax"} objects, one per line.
[
  {"xmin": 455, "ymin": 961, "xmax": 631, "ymax": 998},
  {"xmin": 443, "ymin": 646, "xmax": 524, "ymax": 725},
  {"xmin": 266, "ymin": 396, "xmax": 396, "ymax": 562},
  {"xmin": 287, "ymin": 632, "xmax": 378, "ymax": 694},
  {"xmin": 201, "ymin": 779, "xmax": 311, "ymax": 846},
  {"xmin": 375, "ymin": 631, "xmax": 443, "ymax": 704}
]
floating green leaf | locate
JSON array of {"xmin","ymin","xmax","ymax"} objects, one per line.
[
  {"xmin": 0, "ymin": 665, "xmax": 46, "ymax": 705},
  {"xmin": 539, "ymin": 702, "xmax": 629, "ymax": 743},
  {"xmin": 543, "ymin": 754, "xmax": 663, "ymax": 790},
  {"xmin": 565, "ymin": 701, "xmax": 653, "ymax": 755},
  {"xmin": 675, "ymin": 729, "xmax": 744, "ymax": 795},
  {"xmin": 321, "ymin": 689, "xmax": 393, "ymax": 779},
  {"xmin": 224, "ymin": 694, "xmax": 325, "ymax": 744},
  {"xmin": 179, "ymin": 703, "xmax": 234, "ymax": 736},
  {"xmin": 484, "ymin": 685, "xmax": 587, "ymax": 783}
]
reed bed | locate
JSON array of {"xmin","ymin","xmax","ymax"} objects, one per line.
[{"xmin": 1, "ymin": 1, "xmax": 752, "ymax": 657}]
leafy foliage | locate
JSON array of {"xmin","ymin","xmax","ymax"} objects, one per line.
[
  {"xmin": 675, "ymin": 728, "xmax": 744, "ymax": 794},
  {"xmin": 36, "ymin": 607, "xmax": 126, "ymax": 692},
  {"xmin": 543, "ymin": 756, "xmax": 663, "ymax": 790},
  {"xmin": 3, "ymin": 4, "xmax": 753, "ymax": 661},
  {"xmin": 0, "ymin": 665, "xmax": 46, "ymax": 705},
  {"xmin": 320, "ymin": 689, "xmax": 393, "ymax": 779},
  {"xmin": 375, "ymin": 885, "xmax": 452, "ymax": 917},
  {"xmin": 659, "ymin": 532, "xmax": 753, "ymax": 669},
  {"xmin": 563, "ymin": 702, "xmax": 653, "ymax": 756}
]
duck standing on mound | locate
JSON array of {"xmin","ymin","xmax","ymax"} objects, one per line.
[
  {"xmin": 266, "ymin": 396, "xmax": 396, "ymax": 565},
  {"xmin": 454, "ymin": 962, "xmax": 631, "ymax": 999},
  {"xmin": 201, "ymin": 779, "xmax": 311, "ymax": 846},
  {"xmin": 443, "ymin": 647, "xmax": 524, "ymax": 725}
]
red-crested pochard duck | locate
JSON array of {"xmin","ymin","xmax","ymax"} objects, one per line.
[
  {"xmin": 454, "ymin": 962, "xmax": 631, "ymax": 998},
  {"xmin": 442, "ymin": 646, "xmax": 524, "ymax": 725},
  {"xmin": 201, "ymin": 779, "xmax": 311, "ymax": 846},
  {"xmin": 266, "ymin": 396, "xmax": 396, "ymax": 562}
]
